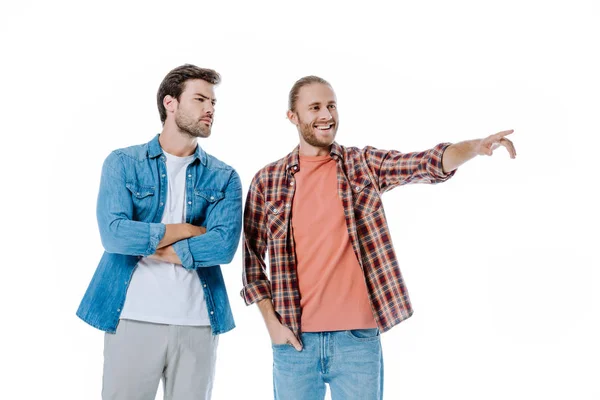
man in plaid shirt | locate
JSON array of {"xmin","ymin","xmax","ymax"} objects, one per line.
[{"xmin": 241, "ymin": 76, "xmax": 516, "ymax": 399}]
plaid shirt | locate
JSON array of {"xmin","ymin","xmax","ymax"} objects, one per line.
[{"xmin": 241, "ymin": 142, "xmax": 455, "ymax": 337}]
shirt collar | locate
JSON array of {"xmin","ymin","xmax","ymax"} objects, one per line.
[
  {"xmin": 285, "ymin": 141, "xmax": 343, "ymax": 172},
  {"xmin": 147, "ymin": 134, "xmax": 207, "ymax": 165}
]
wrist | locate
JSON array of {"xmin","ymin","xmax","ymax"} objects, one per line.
[
  {"xmin": 185, "ymin": 223, "xmax": 196, "ymax": 238},
  {"xmin": 258, "ymin": 299, "xmax": 280, "ymax": 326},
  {"xmin": 471, "ymin": 139, "xmax": 484, "ymax": 156},
  {"xmin": 266, "ymin": 317, "xmax": 281, "ymax": 329}
]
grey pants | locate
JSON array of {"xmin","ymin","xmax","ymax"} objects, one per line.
[{"xmin": 102, "ymin": 319, "xmax": 219, "ymax": 400}]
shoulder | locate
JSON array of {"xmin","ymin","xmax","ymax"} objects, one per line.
[
  {"xmin": 202, "ymin": 152, "xmax": 243, "ymax": 192},
  {"xmin": 204, "ymin": 152, "xmax": 237, "ymax": 174},
  {"xmin": 249, "ymin": 154, "xmax": 289, "ymax": 191},
  {"xmin": 101, "ymin": 139, "xmax": 153, "ymax": 173}
]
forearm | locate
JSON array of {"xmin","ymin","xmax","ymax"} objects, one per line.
[
  {"xmin": 364, "ymin": 143, "xmax": 454, "ymax": 191},
  {"xmin": 257, "ymin": 298, "xmax": 280, "ymax": 330},
  {"xmin": 173, "ymin": 228, "xmax": 239, "ymax": 269},
  {"xmin": 173, "ymin": 171, "xmax": 242, "ymax": 270},
  {"xmin": 442, "ymin": 139, "xmax": 480, "ymax": 173},
  {"xmin": 257, "ymin": 297, "xmax": 302, "ymax": 348},
  {"xmin": 149, "ymin": 245, "xmax": 182, "ymax": 264},
  {"xmin": 151, "ymin": 225, "xmax": 207, "ymax": 263},
  {"xmin": 157, "ymin": 223, "xmax": 201, "ymax": 249},
  {"xmin": 99, "ymin": 218, "xmax": 166, "ymax": 256}
]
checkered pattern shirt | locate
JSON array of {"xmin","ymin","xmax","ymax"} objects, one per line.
[{"xmin": 241, "ymin": 141, "xmax": 455, "ymax": 337}]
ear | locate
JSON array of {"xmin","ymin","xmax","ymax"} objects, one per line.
[
  {"xmin": 163, "ymin": 95, "xmax": 178, "ymax": 114},
  {"xmin": 287, "ymin": 110, "xmax": 299, "ymax": 126}
]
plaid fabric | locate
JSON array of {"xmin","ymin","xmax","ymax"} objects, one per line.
[{"xmin": 241, "ymin": 142, "xmax": 455, "ymax": 337}]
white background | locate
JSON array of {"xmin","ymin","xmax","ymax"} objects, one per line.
[{"xmin": 1, "ymin": 0, "xmax": 599, "ymax": 399}]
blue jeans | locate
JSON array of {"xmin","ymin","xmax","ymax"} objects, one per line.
[{"xmin": 272, "ymin": 329, "xmax": 384, "ymax": 400}]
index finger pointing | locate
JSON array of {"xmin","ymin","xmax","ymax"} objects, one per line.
[{"xmin": 494, "ymin": 129, "xmax": 514, "ymax": 139}]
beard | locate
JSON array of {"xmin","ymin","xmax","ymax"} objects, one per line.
[
  {"xmin": 298, "ymin": 116, "xmax": 337, "ymax": 148},
  {"xmin": 175, "ymin": 109, "xmax": 211, "ymax": 138}
]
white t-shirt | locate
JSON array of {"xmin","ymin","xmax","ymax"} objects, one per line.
[{"xmin": 120, "ymin": 151, "xmax": 210, "ymax": 326}]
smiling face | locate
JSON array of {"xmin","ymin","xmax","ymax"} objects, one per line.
[
  {"xmin": 170, "ymin": 79, "xmax": 216, "ymax": 138},
  {"xmin": 288, "ymin": 83, "xmax": 338, "ymax": 151}
]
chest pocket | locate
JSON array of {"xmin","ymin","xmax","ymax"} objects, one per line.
[
  {"xmin": 193, "ymin": 189, "xmax": 225, "ymax": 223},
  {"xmin": 351, "ymin": 177, "xmax": 382, "ymax": 220},
  {"xmin": 266, "ymin": 200, "xmax": 288, "ymax": 239},
  {"xmin": 126, "ymin": 182, "xmax": 156, "ymax": 220}
]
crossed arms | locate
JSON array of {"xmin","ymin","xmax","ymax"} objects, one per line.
[{"xmin": 96, "ymin": 152, "xmax": 242, "ymax": 269}]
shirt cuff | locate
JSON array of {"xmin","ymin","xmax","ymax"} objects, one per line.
[
  {"xmin": 240, "ymin": 280, "xmax": 272, "ymax": 305},
  {"xmin": 173, "ymin": 239, "xmax": 194, "ymax": 270},
  {"xmin": 427, "ymin": 142, "xmax": 457, "ymax": 182},
  {"xmin": 147, "ymin": 223, "xmax": 166, "ymax": 255}
]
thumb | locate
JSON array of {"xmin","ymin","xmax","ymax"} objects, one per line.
[{"xmin": 288, "ymin": 335, "xmax": 303, "ymax": 352}]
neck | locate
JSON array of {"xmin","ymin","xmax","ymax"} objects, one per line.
[
  {"xmin": 298, "ymin": 137, "xmax": 331, "ymax": 157},
  {"xmin": 159, "ymin": 122, "xmax": 197, "ymax": 157}
]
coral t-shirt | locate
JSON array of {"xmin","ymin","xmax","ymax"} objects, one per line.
[{"xmin": 292, "ymin": 154, "xmax": 377, "ymax": 332}]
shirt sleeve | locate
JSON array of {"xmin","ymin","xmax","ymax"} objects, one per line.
[
  {"xmin": 240, "ymin": 174, "xmax": 273, "ymax": 305},
  {"xmin": 362, "ymin": 142, "xmax": 456, "ymax": 193},
  {"xmin": 172, "ymin": 170, "xmax": 243, "ymax": 269},
  {"xmin": 96, "ymin": 151, "xmax": 166, "ymax": 256}
]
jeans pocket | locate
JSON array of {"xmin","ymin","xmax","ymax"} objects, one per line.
[{"xmin": 345, "ymin": 328, "xmax": 380, "ymax": 342}]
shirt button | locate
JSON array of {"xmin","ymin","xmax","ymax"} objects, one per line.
[
  {"xmin": 210, "ymin": 311, "xmax": 214, "ymax": 315},
  {"xmin": 203, "ymin": 284, "xmax": 207, "ymax": 288},
  {"xmin": 188, "ymin": 201, "xmax": 192, "ymax": 205},
  {"xmin": 285, "ymin": 204, "xmax": 290, "ymax": 208},
  {"xmin": 293, "ymin": 166, "xmax": 298, "ymax": 170},
  {"xmin": 136, "ymin": 192, "xmax": 140, "ymax": 196},
  {"xmin": 160, "ymin": 202, "xmax": 164, "ymax": 206},
  {"xmin": 355, "ymin": 186, "xmax": 360, "ymax": 191},
  {"xmin": 117, "ymin": 308, "xmax": 121, "ymax": 312},
  {"xmin": 161, "ymin": 174, "xmax": 166, "ymax": 178},
  {"xmin": 188, "ymin": 174, "xmax": 192, "ymax": 178},
  {"xmin": 210, "ymin": 196, "xmax": 214, "ymax": 201},
  {"xmin": 290, "ymin": 181, "xmax": 294, "ymax": 186}
]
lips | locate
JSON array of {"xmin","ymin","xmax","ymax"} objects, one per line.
[
  {"xmin": 314, "ymin": 122, "xmax": 334, "ymax": 131},
  {"xmin": 200, "ymin": 118, "xmax": 213, "ymax": 125}
]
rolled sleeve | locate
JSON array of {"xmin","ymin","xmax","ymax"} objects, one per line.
[
  {"xmin": 426, "ymin": 142, "xmax": 457, "ymax": 182},
  {"xmin": 240, "ymin": 280, "xmax": 272, "ymax": 305},
  {"xmin": 172, "ymin": 238, "xmax": 194, "ymax": 270}
]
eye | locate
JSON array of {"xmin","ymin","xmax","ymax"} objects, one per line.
[
  {"xmin": 311, "ymin": 106, "xmax": 319, "ymax": 111},
  {"xmin": 196, "ymin": 98, "xmax": 205, "ymax": 102},
  {"xmin": 328, "ymin": 104, "xmax": 336, "ymax": 110}
]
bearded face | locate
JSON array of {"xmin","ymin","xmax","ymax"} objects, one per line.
[{"xmin": 290, "ymin": 83, "xmax": 339, "ymax": 150}]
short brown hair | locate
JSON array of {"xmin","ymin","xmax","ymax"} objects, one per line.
[
  {"xmin": 157, "ymin": 64, "xmax": 221, "ymax": 124},
  {"xmin": 288, "ymin": 75, "xmax": 331, "ymax": 112}
]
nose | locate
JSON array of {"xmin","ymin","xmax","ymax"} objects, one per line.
[
  {"xmin": 317, "ymin": 108, "xmax": 333, "ymax": 121},
  {"xmin": 206, "ymin": 102, "xmax": 215, "ymax": 115}
]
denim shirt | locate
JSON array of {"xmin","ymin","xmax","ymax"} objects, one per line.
[{"xmin": 77, "ymin": 134, "xmax": 242, "ymax": 334}]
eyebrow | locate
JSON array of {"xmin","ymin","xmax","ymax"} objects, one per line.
[
  {"xmin": 308, "ymin": 100, "xmax": 336, "ymax": 107},
  {"xmin": 194, "ymin": 93, "xmax": 217, "ymax": 103}
]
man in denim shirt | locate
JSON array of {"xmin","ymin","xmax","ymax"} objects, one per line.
[{"xmin": 77, "ymin": 64, "xmax": 242, "ymax": 400}]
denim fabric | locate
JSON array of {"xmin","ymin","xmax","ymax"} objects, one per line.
[
  {"xmin": 273, "ymin": 329, "xmax": 383, "ymax": 400},
  {"xmin": 77, "ymin": 134, "xmax": 242, "ymax": 334}
]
